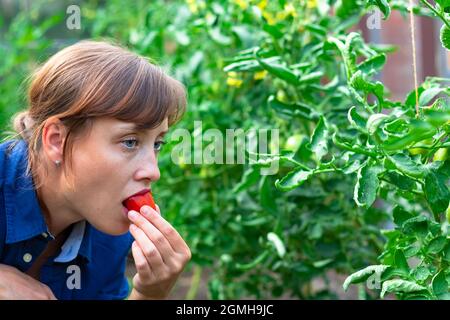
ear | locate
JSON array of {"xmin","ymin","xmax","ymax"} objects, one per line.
[{"xmin": 41, "ymin": 116, "xmax": 67, "ymax": 164}]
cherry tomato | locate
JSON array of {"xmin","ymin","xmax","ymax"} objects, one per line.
[{"xmin": 124, "ymin": 191, "xmax": 157, "ymax": 212}]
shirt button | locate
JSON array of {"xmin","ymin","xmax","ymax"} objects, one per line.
[
  {"xmin": 41, "ymin": 232, "xmax": 48, "ymax": 238},
  {"xmin": 23, "ymin": 253, "xmax": 33, "ymax": 263}
]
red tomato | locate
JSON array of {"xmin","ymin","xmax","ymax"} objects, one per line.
[{"xmin": 124, "ymin": 191, "xmax": 157, "ymax": 212}]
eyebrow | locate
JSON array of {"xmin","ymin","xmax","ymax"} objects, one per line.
[{"xmin": 117, "ymin": 124, "xmax": 168, "ymax": 136}]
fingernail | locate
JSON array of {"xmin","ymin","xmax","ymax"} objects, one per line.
[
  {"xmin": 128, "ymin": 211, "xmax": 137, "ymax": 220},
  {"xmin": 141, "ymin": 206, "xmax": 151, "ymax": 215}
]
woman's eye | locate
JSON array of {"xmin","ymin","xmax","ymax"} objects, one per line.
[
  {"xmin": 122, "ymin": 138, "xmax": 139, "ymax": 150},
  {"xmin": 154, "ymin": 140, "xmax": 166, "ymax": 152}
]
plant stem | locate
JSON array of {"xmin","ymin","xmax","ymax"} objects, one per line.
[
  {"xmin": 185, "ymin": 265, "xmax": 203, "ymax": 300},
  {"xmin": 420, "ymin": 0, "xmax": 450, "ymax": 28}
]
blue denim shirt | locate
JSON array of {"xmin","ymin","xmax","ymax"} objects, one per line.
[{"xmin": 0, "ymin": 139, "xmax": 134, "ymax": 299}]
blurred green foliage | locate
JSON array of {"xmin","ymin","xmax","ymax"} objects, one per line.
[{"xmin": 1, "ymin": 0, "xmax": 449, "ymax": 299}]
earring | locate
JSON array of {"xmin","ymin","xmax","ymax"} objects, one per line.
[{"xmin": 55, "ymin": 160, "xmax": 61, "ymax": 167}]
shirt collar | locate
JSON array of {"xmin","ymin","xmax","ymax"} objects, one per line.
[{"xmin": 54, "ymin": 221, "xmax": 92, "ymax": 263}]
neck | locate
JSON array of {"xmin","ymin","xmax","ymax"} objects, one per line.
[{"xmin": 35, "ymin": 168, "xmax": 82, "ymax": 237}]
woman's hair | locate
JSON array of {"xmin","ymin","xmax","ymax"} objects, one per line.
[{"xmin": 7, "ymin": 40, "xmax": 187, "ymax": 189}]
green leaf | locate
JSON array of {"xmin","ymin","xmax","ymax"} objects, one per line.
[
  {"xmin": 343, "ymin": 265, "xmax": 389, "ymax": 291},
  {"xmin": 402, "ymin": 216, "xmax": 429, "ymax": 238},
  {"xmin": 309, "ymin": 116, "xmax": 329, "ymax": 161},
  {"xmin": 275, "ymin": 167, "xmax": 313, "ymax": 192},
  {"xmin": 235, "ymin": 250, "xmax": 270, "ymax": 270},
  {"xmin": 350, "ymin": 71, "xmax": 385, "ymax": 103},
  {"xmin": 304, "ymin": 23, "xmax": 327, "ymax": 37},
  {"xmin": 424, "ymin": 109, "xmax": 450, "ymax": 128},
  {"xmin": 262, "ymin": 24, "xmax": 283, "ymax": 39},
  {"xmin": 426, "ymin": 236, "xmax": 447, "ymax": 254},
  {"xmin": 432, "ymin": 270, "xmax": 449, "ymax": 299},
  {"xmin": 405, "ymin": 87, "xmax": 425, "ymax": 108},
  {"xmin": 354, "ymin": 161, "xmax": 383, "ymax": 208},
  {"xmin": 224, "ymin": 59, "xmax": 260, "ymax": 72},
  {"xmin": 394, "ymin": 249, "xmax": 409, "ymax": 273},
  {"xmin": 444, "ymin": 243, "xmax": 450, "ymax": 262},
  {"xmin": 209, "ymin": 27, "xmax": 232, "ymax": 45},
  {"xmin": 259, "ymin": 176, "xmax": 277, "ymax": 214},
  {"xmin": 413, "ymin": 266, "xmax": 431, "ymax": 281},
  {"xmin": 366, "ymin": 113, "xmax": 389, "ymax": 135},
  {"xmin": 385, "ymin": 172, "xmax": 416, "ymax": 191},
  {"xmin": 385, "ymin": 153, "xmax": 425, "ymax": 178},
  {"xmin": 298, "ymin": 71, "xmax": 324, "ymax": 84},
  {"xmin": 233, "ymin": 167, "xmax": 260, "ymax": 193},
  {"xmin": 382, "ymin": 120, "xmax": 437, "ymax": 152},
  {"xmin": 367, "ymin": 0, "xmax": 391, "ymax": 19},
  {"xmin": 267, "ymin": 95, "xmax": 319, "ymax": 121},
  {"xmin": 335, "ymin": 0, "xmax": 360, "ymax": 19},
  {"xmin": 392, "ymin": 205, "xmax": 414, "ymax": 226},
  {"xmin": 419, "ymin": 87, "xmax": 445, "ymax": 106},
  {"xmin": 380, "ymin": 280, "xmax": 426, "ymax": 298},
  {"xmin": 347, "ymin": 106, "xmax": 367, "ymax": 129},
  {"xmin": 257, "ymin": 57, "xmax": 300, "ymax": 86},
  {"xmin": 424, "ymin": 171, "xmax": 450, "ymax": 215},
  {"xmin": 313, "ymin": 258, "xmax": 334, "ymax": 268},
  {"xmin": 383, "ymin": 118, "xmax": 409, "ymax": 137},
  {"xmin": 357, "ymin": 53, "xmax": 386, "ymax": 75},
  {"xmin": 267, "ymin": 232, "xmax": 286, "ymax": 258},
  {"xmin": 440, "ymin": 24, "xmax": 450, "ymax": 50}
]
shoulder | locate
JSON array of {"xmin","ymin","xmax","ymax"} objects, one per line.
[{"xmin": 0, "ymin": 139, "xmax": 27, "ymax": 183}]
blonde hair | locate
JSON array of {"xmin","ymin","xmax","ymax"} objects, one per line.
[{"xmin": 6, "ymin": 40, "xmax": 187, "ymax": 189}]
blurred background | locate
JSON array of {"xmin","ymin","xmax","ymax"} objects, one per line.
[{"xmin": 1, "ymin": 0, "xmax": 448, "ymax": 299}]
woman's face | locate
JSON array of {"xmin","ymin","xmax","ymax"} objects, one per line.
[{"xmin": 66, "ymin": 116, "xmax": 168, "ymax": 235}]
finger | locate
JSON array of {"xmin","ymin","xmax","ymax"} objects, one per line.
[
  {"xmin": 130, "ymin": 240, "xmax": 153, "ymax": 281},
  {"xmin": 49, "ymin": 292, "xmax": 57, "ymax": 300},
  {"xmin": 139, "ymin": 206, "xmax": 190, "ymax": 256},
  {"xmin": 155, "ymin": 204, "xmax": 161, "ymax": 215},
  {"xmin": 129, "ymin": 223, "xmax": 165, "ymax": 272},
  {"xmin": 128, "ymin": 210, "xmax": 175, "ymax": 260}
]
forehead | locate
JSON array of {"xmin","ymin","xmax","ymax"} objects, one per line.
[{"xmin": 93, "ymin": 117, "xmax": 169, "ymax": 133}]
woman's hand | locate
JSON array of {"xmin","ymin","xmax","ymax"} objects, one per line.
[
  {"xmin": 0, "ymin": 264, "xmax": 57, "ymax": 300},
  {"xmin": 127, "ymin": 205, "xmax": 191, "ymax": 300}
]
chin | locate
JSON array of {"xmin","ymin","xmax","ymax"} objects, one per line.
[{"xmin": 94, "ymin": 219, "xmax": 131, "ymax": 236}]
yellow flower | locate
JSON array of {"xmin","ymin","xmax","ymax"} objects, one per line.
[
  {"xmin": 262, "ymin": 11, "xmax": 277, "ymax": 25},
  {"xmin": 186, "ymin": 0, "xmax": 198, "ymax": 14},
  {"xmin": 227, "ymin": 72, "xmax": 243, "ymax": 87},
  {"xmin": 276, "ymin": 11, "xmax": 288, "ymax": 21},
  {"xmin": 227, "ymin": 78, "xmax": 243, "ymax": 87},
  {"xmin": 256, "ymin": 0, "xmax": 268, "ymax": 10},
  {"xmin": 233, "ymin": 0, "xmax": 249, "ymax": 10},
  {"xmin": 284, "ymin": 3, "xmax": 298, "ymax": 17},
  {"xmin": 307, "ymin": 0, "xmax": 317, "ymax": 9},
  {"xmin": 254, "ymin": 70, "xmax": 268, "ymax": 80}
]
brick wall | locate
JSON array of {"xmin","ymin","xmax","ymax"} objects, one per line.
[{"xmin": 360, "ymin": 9, "xmax": 446, "ymax": 102}]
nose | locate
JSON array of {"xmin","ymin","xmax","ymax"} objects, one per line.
[{"xmin": 134, "ymin": 151, "xmax": 161, "ymax": 183}]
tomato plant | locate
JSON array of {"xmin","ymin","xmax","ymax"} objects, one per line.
[{"xmin": 1, "ymin": 0, "xmax": 449, "ymax": 299}]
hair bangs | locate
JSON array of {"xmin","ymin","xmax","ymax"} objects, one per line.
[{"xmin": 108, "ymin": 59, "xmax": 186, "ymax": 130}]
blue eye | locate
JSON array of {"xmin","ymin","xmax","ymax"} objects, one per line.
[
  {"xmin": 154, "ymin": 140, "xmax": 166, "ymax": 152},
  {"xmin": 122, "ymin": 138, "xmax": 138, "ymax": 150}
]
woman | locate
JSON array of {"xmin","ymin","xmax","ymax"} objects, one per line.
[{"xmin": 0, "ymin": 40, "xmax": 191, "ymax": 299}]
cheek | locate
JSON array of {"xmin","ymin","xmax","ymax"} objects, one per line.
[{"xmin": 70, "ymin": 146, "xmax": 128, "ymax": 190}]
